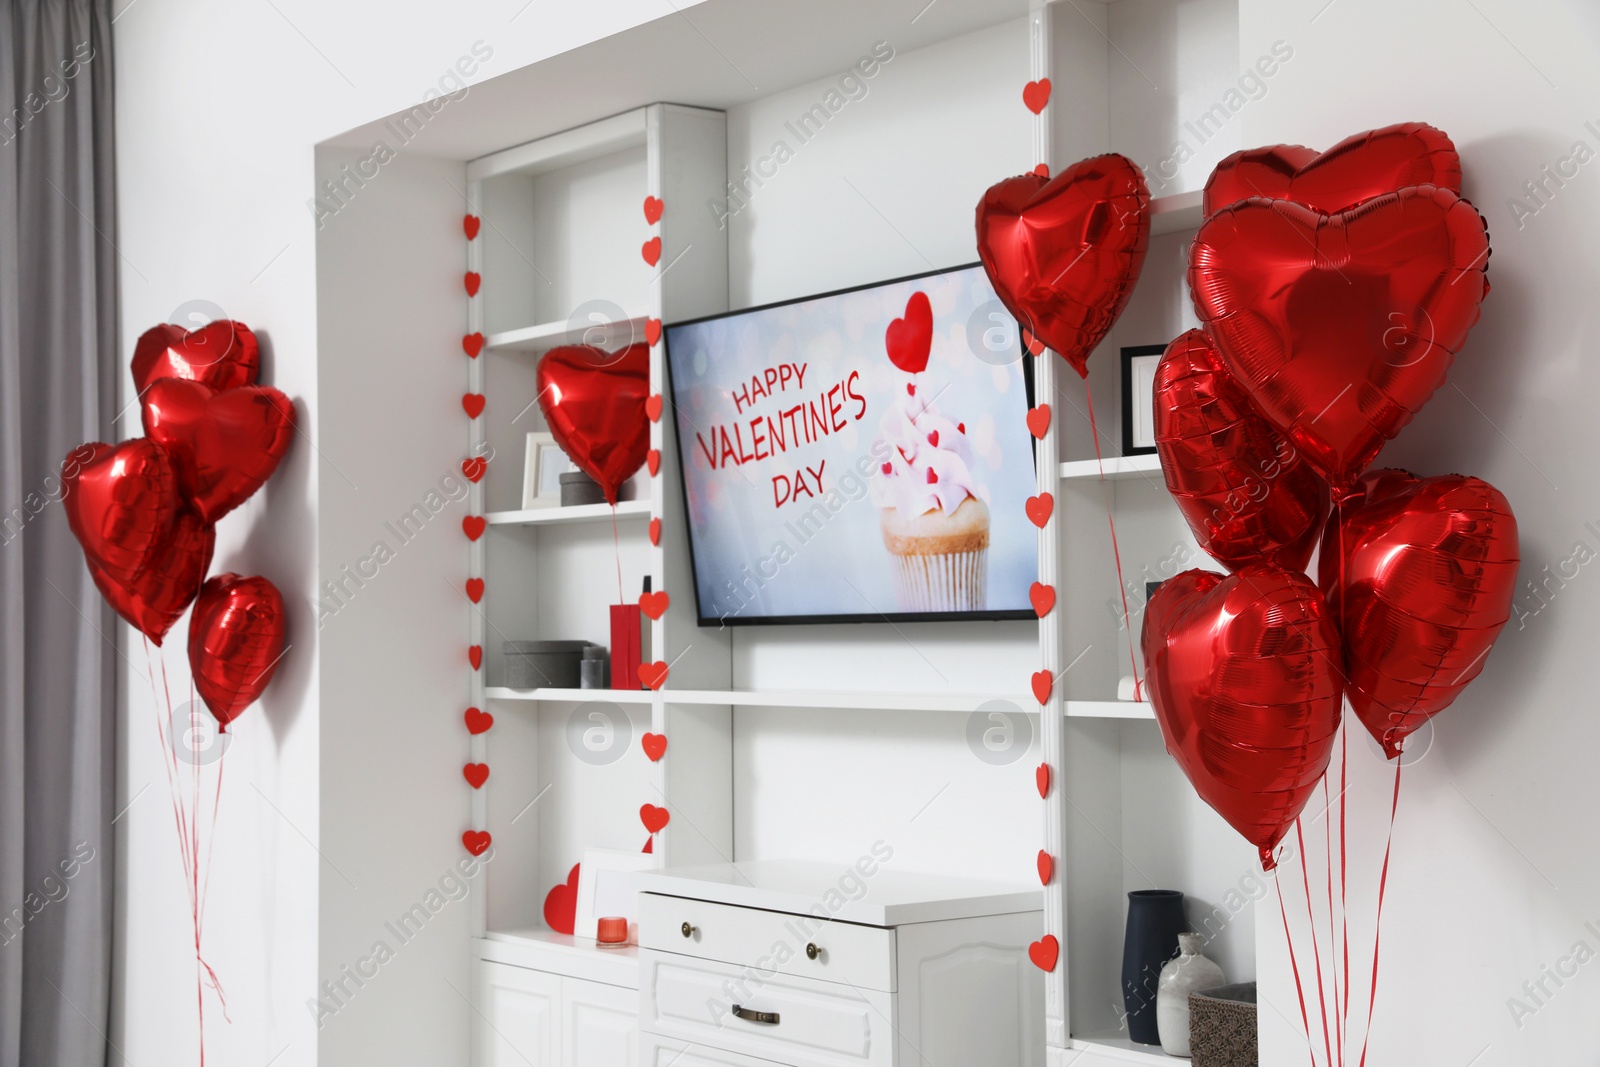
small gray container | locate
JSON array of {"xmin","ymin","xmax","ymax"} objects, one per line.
[
  {"xmin": 504, "ymin": 640, "xmax": 589, "ymax": 689},
  {"xmin": 559, "ymin": 471, "xmax": 605, "ymax": 507}
]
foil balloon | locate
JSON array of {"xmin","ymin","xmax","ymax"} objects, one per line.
[
  {"xmin": 1188, "ymin": 186, "xmax": 1490, "ymax": 490},
  {"xmin": 141, "ymin": 379, "xmax": 297, "ymax": 522},
  {"xmin": 131, "ymin": 320, "xmax": 260, "ymax": 394},
  {"xmin": 536, "ymin": 344, "xmax": 650, "ymax": 505},
  {"xmin": 975, "ymin": 154, "xmax": 1150, "ymax": 377},
  {"xmin": 86, "ymin": 511, "xmax": 214, "ymax": 644},
  {"xmin": 1203, "ymin": 121, "xmax": 1461, "ymax": 217},
  {"xmin": 188, "ymin": 573, "xmax": 287, "ymax": 729},
  {"xmin": 1142, "ymin": 566, "xmax": 1344, "ymax": 868},
  {"xmin": 1154, "ymin": 329, "xmax": 1329, "ymax": 572},
  {"xmin": 1320, "ymin": 469, "xmax": 1519, "ymax": 759}
]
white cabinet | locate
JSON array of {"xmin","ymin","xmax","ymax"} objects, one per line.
[{"xmin": 474, "ymin": 959, "xmax": 640, "ymax": 1067}]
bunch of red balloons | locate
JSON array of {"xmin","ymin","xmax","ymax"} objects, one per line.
[{"xmin": 63, "ymin": 320, "xmax": 293, "ymax": 730}]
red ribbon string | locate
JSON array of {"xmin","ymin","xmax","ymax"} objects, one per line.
[
  {"xmin": 1296, "ymin": 820, "xmax": 1334, "ymax": 1067},
  {"xmin": 1276, "ymin": 870, "xmax": 1320, "ymax": 1067},
  {"xmin": 1084, "ymin": 383, "xmax": 1142, "ymax": 699},
  {"xmin": 1340, "ymin": 728, "xmax": 1351, "ymax": 1058},
  {"xmin": 612, "ymin": 505, "xmax": 624, "ymax": 604},
  {"xmin": 1323, "ymin": 779, "xmax": 1342, "ymax": 1067},
  {"xmin": 1358, "ymin": 760, "xmax": 1404, "ymax": 1067}
]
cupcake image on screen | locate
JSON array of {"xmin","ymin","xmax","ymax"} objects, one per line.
[{"xmin": 873, "ymin": 383, "xmax": 990, "ymax": 612}]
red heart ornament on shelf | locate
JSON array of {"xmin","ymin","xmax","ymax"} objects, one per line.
[
  {"xmin": 463, "ymin": 333, "xmax": 485, "ymax": 358},
  {"xmin": 649, "ymin": 518, "xmax": 662, "ymax": 546},
  {"xmin": 640, "ymin": 804, "xmax": 670, "ymax": 833},
  {"xmin": 643, "ymin": 196, "xmax": 664, "ymax": 224},
  {"xmin": 1190, "ymin": 187, "xmax": 1490, "ymax": 490},
  {"xmin": 463, "ymin": 516, "xmax": 486, "ymax": 541},
  {"xmin": 469, "ymin": 645, "xmax": 483, "ymax": 670},
  {"xmin": 976, "ymin": 154, "xmax": 1150, "ymax": 377},
  {"xmin": 140, "ymin": 380, "xmax": 297, "ymax": 523},
  {"xmin": 188, "ymin": 573, "xmax": 288, "ymax": 729},
  {"xmin": 1142, "ymin": 566, "xmax": 1343, "ymax": 868},
  {"xmin": 463, "ymin": 763, "xmax": 489, "ymax": 789},
  {"xmin": 542, "ymin": 863, "xmax": 579, "ymax": 932},
  {"xmin": 645, "ymin": 395, "xmax": 663, "ymax": 422},
  {"xmin": 642, "ymin": 237, "xmax": 662, "ymax": 267},
  {"xmin": 1153, "ymin": 330, "xmax": 1329, "ymax": 572},
  {"xmin": 1036, "ymin": 850, "xmax": 1053, "ymax": 885},
  {"xmin": 131, "ymin": 321, "xmax": 260, "ymax": 394},
  {"xmin": 1022, "ymin": 79, "xmax": 1051, "ymax": 114},
  {"xmin": 1029, "ymin": 582, "xmax": 1055, "ymax": 617},
  {"xmin": 640, "ymin": 590, "xmax": 669, "ymax": 620},
  {"xmin": 464, "ymin": 272, "xmax": 481, "ymax": 297},
  {"xmin": 463, "ymin": 393, "xmax": 486, "ymax": 419},
  {"xmin": 466, "ymin": 578, "xmax": 484, "ymax": 603},
  {"xmin": 1031, "ymin": 670, "xmax": 1053, "ymax": 705},
  {"xmin": 1025, "ymin": 493, "xmax": 1053, "ymax": 528},
  {"xmin": 1028, "ymin": 934, "xmax": 1059, "ymax": 972},
  {"xmin": 638, "ymin": 661, "xmax": 669, "ymax": 690},
  {"xmin": 1204, "ymin": 122, "xmax": 1461, "ymax": 217},
  {"xmin": 463, "ymin": 830, "xmax": 493, "ymax": 858},
  {"xmin": 1026, "ymin": 404, "xmax": 1051, "ymax": 439},
  {"xmin": 1319, "ymin": 469, "xmax": 1519, "ymax": 759},
  {"xmin": 463, "ymin": 214, "xmax": 481, "ymax": 239},
  {"xmin": 642, "ymin": 733, "xmax": 668, "ymax": 762},
  {"xmin": 1035, "ymin": 763, "xmax": 1050, "ymax": 798},
  {"xmin": 464, "ymin": 707, "xmax": 493, "ymax": 734},
  {"xmin": 537, "ymin": 344, "xmax": 650, "ymax": 505},
  {"xmin": 645, "ymin": 318, "xmax": 662, "ymax": 346},
  {"xmin": 885, "ymin": 291, "xmax": 933, "ymax": 374},
  {"xmin": 462, "ymin": 457, "xmax": 487, "ymax": 483}
]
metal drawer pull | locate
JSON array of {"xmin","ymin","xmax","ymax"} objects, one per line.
[
  {"xmin": 731, "ymin": 1005, "xmax": 780, "ymax": 1025},
  {"xmin": 681, "ymin": 922, "xmax": 696, "ymax": 938},
  {"xmin": 806, "ymin": 942, "xmax": 821, "ymax": 960}
]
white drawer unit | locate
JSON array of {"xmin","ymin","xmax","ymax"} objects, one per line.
[{"xmin": 636, "ymin": 860, "xmax": 1045, "ymax": 1067}]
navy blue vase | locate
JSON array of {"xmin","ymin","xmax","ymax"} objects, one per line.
[{"xmin": 1121, "ymin": 889, "xmax": 1187, "ymax": 1045}]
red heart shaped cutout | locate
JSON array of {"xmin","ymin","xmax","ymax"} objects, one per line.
[
  {"xmin": 469, "ymin": 645, "xmax": 483, "ymax": 670},
  {"xmin": 1032, "ymin": 163, "xmax": 1049, "ymax": 179},
  {"xmin": 1190, "ymin": 187, "xmax": 1490, "ymax": 489},
  {"xmin": 542, "ymin": 863, "xmax": 579, "ymax": 932},
  {"xmin": 188, "ymin": 573, "xmax": 287, "ymax": 728},
  {"xmin": 643, "ymin": 196, "xmax": 664, "ymax": 224},
  {"xmin": 1142, "ymin": 566, "xmax": 1343, "ymax": 867},
  {"xmin": 645, "ymin": 318, "xmax": 662, "ymax": 346},
  {"xmin": 463, "ymin": 393, "xmax": 486, "ymax": 419},
  {"xmin": 1153, "ymin": 330, "xmax": 1328, "ymax": 572},
  {"xmin": 640, "ymin": 804, "xmax": 670, "ymax": 833},
  {"xmin": 466, "ymin": 578, "xmax": 484, "ymax": 603},
  {"xmin": 1022, "ymin": 79, "xmax": 1051, "ymax": 114},
  {"xmin": 642, "ymin": 237, "xmax": 661, "ymax": 267},
  {"xmin": 1030, "ymin": 670, "xmax": 1053, "ymax": 705},
  {"xmin": 131, "ymin": 320, "xmax": 259, "ymax": 394},
  {"xmin": 638, "ymin": 661, "xmax": 669, "ymax": 690},
  {"xmin": 463, "ymin": 763, "xmax": 489, "ymax": 789},
  {"xmin": 1021, "ymin": 329, "xmax": 1044, "ymax": 357},
  {"xmin": 463, "ymin": 516, "xmax": 487, "ymax": 541},
  {"xmin": 639, "ymin": 590, "xmax": 669, "ymax": 621},
  {"xmin": 537, "ymin": 345, "xmax": 650, "ymax": 504},
  {"xmin": 642, "ymin": 733, "xmax": 668, "ymax": 761},
  {"xmin": 463, "ymin": 214, "xmax": 481, "ymax": 239},
  {"xmin": 464, "ymin": 707, "xmax": 493, "ymax": 734},
  {"xmin": 1036, "ymin": 850, "xmax": 1053, "ymax": 885},
  {"xmin": 464, "ymin": 272, "xmax": 481, "ymax": 297},
  {"xmin": 1025, "ymin": 493, "xmax": 1053, "ymax": 528},
  {"xmin": 648, "ymin": 518, "xmax": 662, "ymax": 546},
  {"xmin": 977, "ymin": 155, "xmax": 1148, "ymax": 377},
  {"xmin": 885, "ymin": 291, "xmax": 933, "ymax": 375},
  {"xmin": 1028, "ymin": 934, "xmax": 1059, "ymax": 972},
  {"xmin": 1204, "ymin": 122, "xmax": 1460, "ymax": 217},
  {"xmin": 646, "ymin": 450, "xmax": 661, "ymax": 476},
  {"xmin": 141, "ymin": 380, "xmax": 296, "ymax": 523},
  {"xmin": 463, "ymin": 333, "xmax": 485, "ymax": 358},
  {"xmin": 1029, "ymin": 582, "xmax": 1055, "ymax": 617},
  {"xmin": 463, "ymin": 830, "xmax": 493, "ymax": 858},
  {"xmin": 462, "ymin": 457, "xmax": 487, "ymax": 483},
  {"xmin": 1320, "ymin": 470, "xmax": 1518, "ymax": 759},
  {"xmin": 645, "ymin": 395, "xmax": 663, "ymax": 422},
  {"xmin": 1026, "ymin": 404, "xmax": 1050, "ymax": 439},
  {"xmin": 1035, "ymin": 763, "xmax": 1050, "ymax": 799}
]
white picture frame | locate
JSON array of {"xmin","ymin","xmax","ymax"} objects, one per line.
[
  {"xmin": 521, "ymin": 432, "xmax": 570, "ymax": 509},
  {"xmin": 573, "ymin": 848, "xmax": 655, "ymax": 941}
]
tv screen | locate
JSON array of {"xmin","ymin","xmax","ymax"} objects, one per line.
[{"xmin": 664, "ymin": 264, "xmax": 1039, "ymax": 626}]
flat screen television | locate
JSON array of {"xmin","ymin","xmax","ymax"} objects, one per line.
[{"xmin": 663, "ymin": 263, "xmax": 1039, "ymax": 627}]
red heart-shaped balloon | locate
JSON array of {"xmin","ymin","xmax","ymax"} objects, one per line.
[
  {"xmin": 976, "ymin": 154, "xmax": 1150, "ymax": 377},
  {"xmin": 62, "ymin": 440, "xmax": 180, "ymax": 587},
  {"xmin": 463, "ymin": 830, "xmax": 493, "ymax": 857},
  {"xmin": 1028, "ymin": 934, "xmax": 1059, "ymax": 972},
  {"xmin": 640, "ymin": 803, "xmax": 670, "ymax": 833},
  {"xmin": 188, "ymin": 573, "xmax": 287, "ymax": 729},
  {"xmin": 1154, "ymin": 330, "xmax": 1329, "ymax": 572},
  {"xmin": 638, "ymin": 661, "xmax": 669, "ymax": 690},
  {"xmin": 141, "ymin": 380, "xmax": 296, "ymax": 523},
  {"xmin": 463, "ymin": 763, "xmax": 489, "ymax": 789},
  {"xmin": 1189, "ymin": 186, "xmax": 1490, "ymax": 490},
  {"xmin": 885, "ymin": 291, "xmax": 933, "ymax": 374},
  {"xmin": 131, "ymin": 321, "xmax": 259, "ymax": 394},
  {"xmin": 1142, "ymin": 566, "xmax": 1343, "ymax": 867},
  {"xmin": 543, "ymin": 863, "xmax": 579, "ymax": 933},
  {"xmin": 464, "ymin": 707, "xmax": 493, "ymax": 734},
  {"xmin": 1204, "ymin": 122, "xmax": 1460, "ymax": 217},
  {"xmin": 537, "ymin": 344, "xmax": 650, "ymax": 505},
  {"xmin": 641, "ymin": 733, "xmax": 668, "ymax": 761},
  {"xmin": 85, "ymin": 509, "xmax": 214, "ymax": 644},
  {"xmin": 1320, "ymin": 469, "xmax": 1518, "ymax": 759}
]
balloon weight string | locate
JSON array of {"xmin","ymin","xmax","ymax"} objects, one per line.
[
  {"xmin": 1296, "ymin": 820, "xmax": 1334, "ymax": 1067},
  {"xmin": 1357, "ymin": 759, "xmax": 1403, "ymax": 1067},
  {"xmin": 1084, "ymin": 383, "xmax": 1143, "ymax": 700},
  {"xmin": 1276, "ymin": 868, "xmax": 1320, "ymax": 1067},
  {"xmin": 144, "ymin": 638, "xmax": 194, "ymax": 891},
  {"xmin": 1322, "ymin": 777, "xmax": 1342, "ymax": 1066},
  {"xmin": 612, "ymin": 505, "xmax": 624, "ymax": 604}
]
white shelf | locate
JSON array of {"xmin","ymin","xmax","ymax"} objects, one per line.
[
  {"xmin": 1065, "ymin": 700, "xmax": 1155, "ymax": 721},
  {"xmin": 486, "ymin": 500, "xmax": 651, "ymax": 526},
  {"xmin": 1149, "ymin": 189, "xmax": 1204, "ymax": 236},
  {"xmin": 1068, "ymin": 1033, "xmax": 1175, "ymax": 1065},
  {"xmin": 662, "ymin": 688, "xmax": 1033, "ymax": 713},
  {"xmin": 486, "ymin": 686, "xmax": 654, "ymax": 704},
  {"xmin": 485, "ymin": 314, "xmax": 651, "ymax": 354},
  {"xmin": 1059, "ymin": 454, "xmax": 1163, "ymax": 482},
  {"xmin": 477, "ymin": 928, "xmax": 640, "ymax": 989}
]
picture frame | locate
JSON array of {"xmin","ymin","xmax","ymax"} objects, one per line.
[
  {"xmin": 1120, "ymin": 345, "xmax": 1164, "ymax": 457},
  {"xmin": 573, "ymin": 848, "xmax": 656, "ymax": 941},
  {"xmin": 521, "ymin": 432, "xmax": 570, "ymax": 509}
]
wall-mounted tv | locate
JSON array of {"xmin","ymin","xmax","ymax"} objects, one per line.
[{"xmin": 664, "ymin": 263, "xmax": 1038, "ymax": 627}]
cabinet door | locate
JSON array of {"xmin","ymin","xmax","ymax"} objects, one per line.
[
  {"xmin": 560, "ymin": 977, "xmax": 638, "ymax": 1067},
  {"xmin": 474, "ymin": 960, "xmax": 561, "ymax": 1067}
]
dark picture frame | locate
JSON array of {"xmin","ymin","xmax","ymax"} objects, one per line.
[{"xmin": 1120, "ymin": 344, "xmax": 1165, "ymax": 457}]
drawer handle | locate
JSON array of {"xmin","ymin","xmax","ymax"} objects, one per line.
[
  {"xmin": 806, "ymin": 942, "xmax": 821, "ymax": 961},
  {"xmin": 731, "ymin": 1005, "xmax": 780, "ymax": 1026},
  {"xmin": 681, "ymin": 922, "xmax": 696, "ymax": 939}
]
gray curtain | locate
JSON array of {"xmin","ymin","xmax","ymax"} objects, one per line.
[{"xmin": 0, "ymin": 1, "xmax": 118, "ymax": 1065}]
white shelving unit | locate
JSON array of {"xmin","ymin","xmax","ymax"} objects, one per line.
[{"xmin": 485, "ymin": 501, "xmax": 651, "ymax": 527}]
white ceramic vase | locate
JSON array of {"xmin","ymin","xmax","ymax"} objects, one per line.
[{"xmin": 1156, "ymin": 932, "xmax": 1225, "ymax": 1057}]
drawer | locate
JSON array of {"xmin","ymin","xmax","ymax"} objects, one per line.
[
  {"xmin": 640, "ymin": 893, "xmax": 896, "ymax": 992},
  {"xmin": 640, "ymin": 948, "xmax": 895, "ymax": 1067},
  {"xmin": 643, "ymin": 1033, "xmax": 786, "ymax": 1067}
]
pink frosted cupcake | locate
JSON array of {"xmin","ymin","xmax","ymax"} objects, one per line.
[{"xmin": 874, "ymin": 385, "xmax": 990, "ymax": 612}]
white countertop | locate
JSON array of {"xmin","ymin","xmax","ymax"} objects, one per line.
[{"xmin": 636, "ymin": 859, "xmax": 1042, "ymax": 927}]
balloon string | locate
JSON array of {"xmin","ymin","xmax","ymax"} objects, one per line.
[
  {"xmin": 1296, "ymin": 820, "xmax": 1334, "ymax": 1067},
  {"xmin": 143, "ymin": 639, "xmax": 193, "ymax": 889},
  {"xmin": 1322, "ymin": 777, "xmax": 1341, "ymax": 1067},
  {"xmin": 1357, "ymin": 759, "xmax": 1403, "ymax": 1067},
  {"xmin": 1340, "ymin": 727, "xmax": 1351, "ymax": 1059},
  {"xmin": 1083, "ymin": 383, "xmax": 1142, "ymax": 700},
  {"xmin": 1276, "ymin": 872, "xmax": 1320, "ymax": 1067},
  {"xmin": 612, "ymin": 505, "xmax": 624, "ymax": 604},
  {"xmin": 199, "ymin": 742, "xmax": 227, "ymax": 939}
]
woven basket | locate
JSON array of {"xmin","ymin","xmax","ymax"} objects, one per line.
[{"xmin": 1189, "ymin": 981, "xmax": 1257, "ymax": 1067}]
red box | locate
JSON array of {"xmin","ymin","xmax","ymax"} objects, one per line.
[{"xmin": 609, "ymin": 604, "xmax": 641, "ymax": 690}]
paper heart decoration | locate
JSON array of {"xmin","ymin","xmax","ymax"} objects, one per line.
[
  {"xmin": 1189, "ymin": 186, "xmax": 1490, "ymax": 489},
  {"xmin": 885, "ymin": 291, "xmax": 933, "ymax": 374},
  {"xmin": 645, "ymin": 318, "xmax": 662, "ymax": 346},
  {"xmin": 1035, "ymin": 763, "xmax": 1050, "ymax": 798},
  {"xmin": 464, "ymin": 272, "xmax": 481, "ymax": 297},
  {"xmin": 462, "ymin": 393, "xmax": 485, "ymax": 419},
  {"xmin": 1142, "ymin": 566, "xmax": 1343, "ymax": 867},
  {"xmin": 1032, "ymin": 164, "xmax": 1049, "ymax": 179},
  {"xmin": 537, "ymin": 344, "xmax": 650, "ymax": 504},
  {"xmin": 1028, "ymin": 934, "xmax": 1059, "ymax": 972},
  {"xmin": 462, "ymin": 333, "xmax": 484, "ymax": 357},
  {"xmin": 466, "ymin": 578, "xmax": 484, "ymax": 603},
  {"xmin": 1031, "ymin": 670, "xmax": 1052, "ymax": 705},
  {"xmin": 642, "ymin": 837, "xmax": 653, "ymax": 854},
  {"xmin": 464, "ymin": 707, "xmax": 493, "ymax": 734},
  {"xmin": 462, "ymin": 457, "xmax": 487, "ymax": 483},
  {"xmin": 542, "ymin": 863, "xmax": 579, "ymax": 933},
  {"xmin": 1022, "ymin": 79, "xmax": 1051, "ymax": 114},
  {"xmin": 976, "ymin": 154, "xmax": 1150, "ymax": 377},
  {"xmin": 642, "ymin": 237, "xmax": 661, "ymax": 267},
  {"xmin": 1153, "ymin": 330, "xmax": 1329, "ymax": 572},
  {"xmin": 641, "ymin": 733, "xmax": 668, "ymax": 761},
  {"xmin": 1021, "ymin": 329, "xmax": 1044, "ymax": 357},
  {"xmin": 638, "ymin": 661, "xmax": 669, "ymax": 690},
  {"xmin": 463, "ymin": 763, "xmax": 489, "ymax": 789},
  {"xmin": 640, "ymin": 804, "xmax": 670, "ymax": 833},
  {"xmin": 645, "ymin": 395, "xmax": 663, "ymax": 422},
  {"xmin": 463, "ymin": 516, "xmax": 486, "ymax": 541},
  {"xmin": 640, "ymin": 590, "xmax": 669, "ymax": 620},
  {"xmin": 1036, "ymin": 850, "xmax": 1053, "ymax": 885},
  {"xmin": 463, "ymin": 830, "xmax": 493, "ymax": 857},
  {"xmin": 131, "ymin": 321, "xmax": 259, "ymax": 394},
  {"xmin": 646, "ymin": 450, "xmax": 661, "ymax": 476},
  {"xmin": 469, "ymin": 645, "xmax": 483, "ymax": 670},
  {"xmin": 1029, "ymin": 582, "xmax": 1055, "ymax": 617},
  {"xmin": 649, "ymin": 518, "xmax": 661, "ymax": 546},
  {"xmin": 140, "ymin": 380, "xmax": 296, "ymax": 523},
  {"xmin": 1025, "ymin": 493, "xmax": 1053, "ymax": 528},
  {"xmin": 1204, "ymin": 122, "xmax": 1460, "ymax": 217},
  {"xmin": 1320, "ymin": 469, "xmax": 1518, "ymax": 759},
  {"xmin": 643, "ymin": 196, "xmax": 664, "ymax": 224},
  {"xmin": 463, "ymin": 214, "xmax": 481, "ymax": 239},
  {"xmin": 1026, "ymin": 405, "xmax": 1051, "ymax": 439},
  {"xmin": 188, "ymin": 573, "xmax": 287, "ymax": 728}
]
